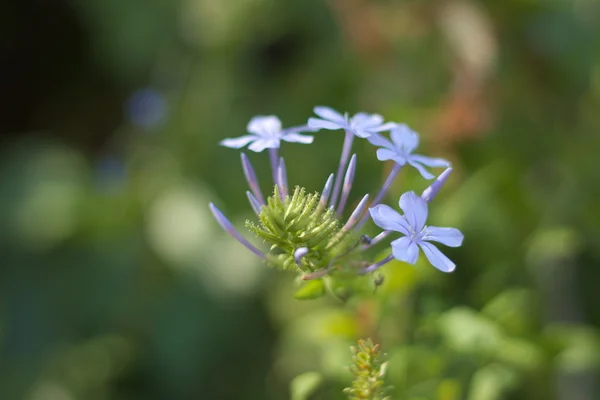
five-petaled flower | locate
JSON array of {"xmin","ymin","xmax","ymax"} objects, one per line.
[
  {"xmin": 367, "ymin": 124, "xmax": 450, "ymax": 179},
  {"xmin": 369, "ymin": 191, "xmax": 463, "ymax": 272},
  {"xmin": 220, "ymin": 115, "xmax": 314, "ymax": 152},
  {"xmin": 308, "ymin": 106, "xmax": 396, "ymax": 138}
]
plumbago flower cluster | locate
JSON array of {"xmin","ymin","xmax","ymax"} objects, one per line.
[{"xmin": 209, "ymin": 107, "xmax": 464, "ymax": 297}]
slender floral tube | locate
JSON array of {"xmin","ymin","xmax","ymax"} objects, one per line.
[
  {"xmin": 318, "ymin": 174, "xmax": 335, "ymax": 209},
  {"xmin": 330, "ymin": 130, "xmax": 355, "ymax": 208},
  {"xmin": 278, "ymin": 157, "xmax": 288, "ymax": 198},
  {"xmin": 241, "ymin": 153, "xmax": 264, "ymax": 204},
  {"xmin": 246, "ymin": 191, "xmax": 262, "ymax": 215},
  {"xmin": 269, "ymin": 148, "xmax": 279, "ymax": 187},
  {"xmin": 359, "ymin": 253, "xmax": 394, "ymax": 274},
  {"xmin": 361, "ymin": 230, "xmax": 391, "ymax": 250},
  {"xmin": 336, "ymin": 154, "xmax": 357, "ymax": 216},
  {"xmin": 355, "ymin": 163, "xmax": 402, "ymax": 230},
  {"xmin": 342, "ymin": 194, "xmax": 370, "ymax": 231},
  {"xmin": 421, "ymin": 167, "xmax": 452, "ymax": 203},
  {"xmin": 209, "ymin": 203, "xmax": 266, "ymax": 258}
]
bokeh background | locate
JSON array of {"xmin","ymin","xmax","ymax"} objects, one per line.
[{"xmin": 2, "ymin": 0, "xmax": 600, "ymax": 399}]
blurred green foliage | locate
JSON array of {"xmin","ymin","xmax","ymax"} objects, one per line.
[{"xmin": 1, "ymin": 0, "xmax": 600, "ymax": 399}]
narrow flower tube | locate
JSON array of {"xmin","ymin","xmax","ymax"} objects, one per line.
[
  {"xmin": 361, "ymin": 230, "xmax": 391, "ymax": 250},
  {"xmin": 355, "ymin": 163, "xmax": 402, "ymax": 230},
  {"xmin": 269, "ymin": 148, "xmax": 279, "ymax": 186},
  {"xmin": 359, "ymin": 253, "xmax": 394, "ymax": 274},
  {"xmin": 421, "ymin": 167, "xmax": 452, "ymax": 203},
  {"xmin": 209, "ymin": 203, "xmax": 265, "ymax": 258},
  {"xmin": 318, "ymin": 174, "xmax": 335, "ymax": 209},
  {"xmin": 278, "ymin": 157, "xmax": 288, "ymax": 198},
  {"xmin": 246, "ymin": 191, "xmax": 262, "ymax": 215},
  {"xmin": 342, "ymin": 194, "xmax": 370, "ymax": 231},
  {"xmin": 336, "ymin": 154, "xmax": 357, "ymax": 216},
  {"xmin": 241, "ymin": 153, "xmax": 264, "ymax": 204},
  {"xmin": 294, "ymin": 247, "xmax": 309, "ymax": 266},
  {"xmin": 330, "ymin": 130, "xmax": 355, "ymax": 208}
]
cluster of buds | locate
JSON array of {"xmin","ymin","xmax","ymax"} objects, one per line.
[{"xmin": 209, "ymin": 107, "xmax": 463, "ymax": 285}]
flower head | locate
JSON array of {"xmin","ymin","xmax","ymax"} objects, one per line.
[
  {"xmin": 220, "ymin": 115, "xmax": 314, "ymax": 152},
  {"xmin": 369, "ymin": 191, "xmax": 463, "ymax": 272},
  {"xmin": 367, "ymin": 124, "xmax": 449, "ymax": 179},
  {"xmin": 308, "ymin": 106, "xmax": 395, "ymax": 138}
]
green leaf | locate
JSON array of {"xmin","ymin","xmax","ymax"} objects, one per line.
[
  {"xmin": 294, "ymin": 280, "xmax": 326, "ymax": 300},
  {"xmin": 290, "ymin": 371, "xmax": 323, "ymax": 400}
]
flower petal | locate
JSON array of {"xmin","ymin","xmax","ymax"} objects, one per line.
[
  {"xmin": 281, "ymin": 133, "xmax": 314, "ymax": 144},
  {"xmin": 353, "ymin": 127, "xmax": 372, "ymax": 138},
  {"xmin": 247, "ymin": 115, "xmax": 282, "ymax": 137},
  {"xmin": 418, "ymin": 242, "xmax": 456, "ymax": 272},
  {"xmin": 391, "ymin": 237, "xmax": 420, "ymax": 264},
  {"xmin": 367, "ymin": 133, "xmax": 394, "ymax": 149},
  {"xmin": 410, "ymin": 154, "xmax": 450, "ymax": 168},
  {"xmin": 248, "ymin": 138, "xmax": 279, "ymax": 152},
  {"xmin": 313, "ymin": 106, "xmax": 346, "ymax": 123},
  {"xmin": 390, "ymin": 124, "xmax": 419, "ymax": 154},
  {"xmin": 399, "ymin": 191, "xmax": 428, "ymax": 231},
  {"xmin": 370, "ymin": 122, "xmax": 397, "ymax": 132},
  {"xmin": 407, "ymin": 160, "xmax": 435, "ymax": 180},
  {"xmin": 308, "ymin": 117, "xmax": 343, "ymax": 130},
  {"xmin": 220, "ymin": 135, "xmax": 256, "ymax": 149},
  {"xmin": 352, "ymin": 112, "xmax": 383, "ymax": 128},
  {"xmin": 376, "ymin": 148, "xmax": 401, "ymax": 162},
  {"xmin": 368, "ymin": 204, "xmax": 410, "ymax": 235},
  {"xmin": 422, "ymin": 226, "xmax": 464, "ymax": 247}
]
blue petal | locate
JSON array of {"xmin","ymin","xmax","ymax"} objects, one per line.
[
  {"xmin": 367, "ymin": 133, "xmax": 394, "ymax": 149},
  {"xmin": 422, "ymin": 226, "xmax": 463, "ymax": 247},
  {"xmin": 308, "ymin": 118, "xmax": 344, "ymax": 130},
  {"xmin": 399, "ymin": 191, "xmax": 428, "ymax": 232},
  {"xmin": 370, "ymin": 122, "xmax": 397, "ymax": 132},
  {"xmin": 391, "ymin": 237, "xmax": 420, "ymax": 264},
  {"xmin": 418, "ymin": 242, "xmax": 456, "ymax": 272},
  {"xmin": 247, "ymin": 115, "xmax": 282, "ymax": 137},
  {"xmin": 407, "ymin": 160, "xmax": 435, "ymax": 180},
  {"xmin": 390, "ymin": 124, "xmax": 419, "ymax": 154},
  {"xmin": 313, "ymin": 106, "xmax": 346, "ymax": 123},
  {"xmin": 376, "ymin": 148, "xmax": 400, "ymax": 162},
  {"xmin": 410, "ymin": 154, "xmax": 450, "ymax": 168},
  {"xmin": 248, "ymin": 138, "xmax": 279, "ymax": 152},
  {"xmin": 352, "ymin": 112, "xmax": 383, "ymax": 127},
  {"xmin": 368, "ymin": 204, "xmax": 410, "ymax": 235},
  {"xmin": 353, "ymin": 128, "xmax": 371, "ymax": 138},
  {"xmin": 281, "ymin": 133, "xmax": 314, "ymax": 144},
  {"xmin": 220, "ymin": 135, "xmax": 256, "ymax": 148}
]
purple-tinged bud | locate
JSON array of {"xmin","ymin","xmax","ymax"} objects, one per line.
[
  {"xmin": 319, "ymin": 174, "xmax": 335, "ymax": 209},
  {"xmin": 342, "ymin": 194, "xmax": 369, "ymax": 231},
  {"xmin": 336, "ymin": 154, "xmax": 357, "ymax": 216},
  {"xmin": 209, "ymin": 203, "xmax": 265, "ymax": 259},
  {"xmin": 278, "ymin": 157, "xmax": 288, "ymax": 198},
  {"xmin": 421, "ymin": 167, "xmax": 452, "ymax": 203},
  {"xmin": 359, "ymin": 253, "xmax": 394, "ymax": 274},
  {"xmin": 294, "ymin": 247, "xmax": 309, "ymax": 266},
  {"xmin": 246, "ymin": 191, "xmax": 262, "ymax": 215},
  {"xmin": 241, "ymin": 153, "xmax": 265, "ymax": 204}
]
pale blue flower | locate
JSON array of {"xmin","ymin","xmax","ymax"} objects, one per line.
[
  {"xmin": 367, "ymin": 124, "xmax": 450, "ymax": 179},
  {"xmin": 220, "ymin": 115, "xmax": 314, "ymax": 152},
  {"xmin": 308, "ymin": 106, "xmax": 395, "ymax": 138},
  {"xmin": 369, "ymin": 191, "xmax": 463, "ymax": 272}
]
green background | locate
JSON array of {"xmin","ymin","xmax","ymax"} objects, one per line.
[{"xmin": 1, "ymin": 0, "xmax": 600, "ymax": 399}]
